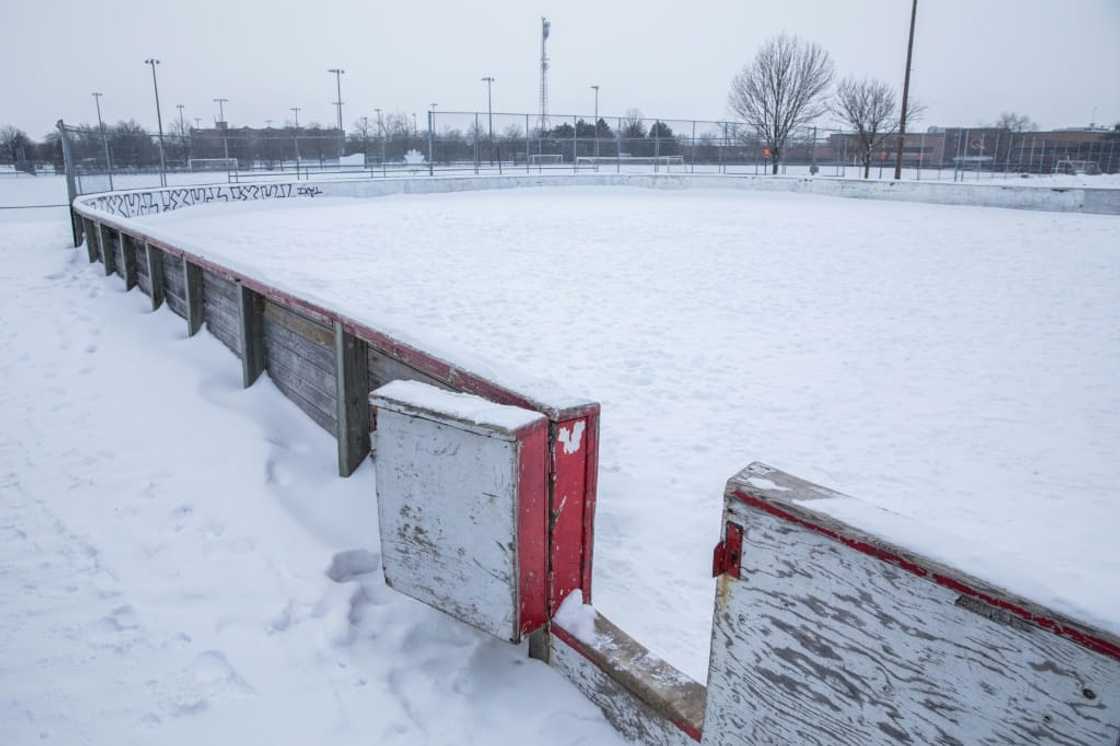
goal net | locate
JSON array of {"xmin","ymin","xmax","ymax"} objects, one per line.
[
  {"xmin": 188, "ymin": 158, "xmax": 238, "ymax": 171},
  {"xmin": 528, "ymin": 153, "xmax": 564, "ymax": 165}
]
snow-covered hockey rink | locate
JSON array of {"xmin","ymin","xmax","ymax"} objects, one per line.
[{"xmin": 127, "ymin": 184, "xmax": 1120, "ymax": 681}]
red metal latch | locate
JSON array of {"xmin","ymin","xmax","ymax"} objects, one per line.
[{"xmin": 712, "ymin": 522, "xmax": 743, "ymax": 578}]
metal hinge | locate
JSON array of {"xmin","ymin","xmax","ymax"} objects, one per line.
[{"xmin": 712, "ymin": 521, "xmax": 743, "ymax": 578}]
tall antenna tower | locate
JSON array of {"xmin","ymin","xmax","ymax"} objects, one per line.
[{"xmin": 538, "ymin": 17, "xmax": 551, "ymax": 133}]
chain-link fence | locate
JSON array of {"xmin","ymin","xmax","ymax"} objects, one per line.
[{"xmin": 53, "ymin": 113, "xmax": 1120, "ymax": 199}]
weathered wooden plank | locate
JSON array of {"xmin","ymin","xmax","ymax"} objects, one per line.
[
  {"xmin": 264, "ymin": 341, "xmax": 337, "ymax": 397},
  {"xmin": 202, "ymin": 270, "xmax": 238, "ymax": 304},
  {"xmin": 183, "ymin": 259, "xmax": 204, "ymax": 336},
  {"xmin": 136, "ymin": 266, "xmax": 152, "ymax": 297},
  {"xmin": 264, "ymin": 319, "xmax": 336, "ymax": 374},
  {"xmin": 144, "ymin": 242, "xmax": 164, "ymax": 311},
  {"xmin": 162, "ymin": 256, "xmax": 185, "ymax": 297},
  {"xmin": 267, "ymin": 355, "xmax": 337, "ymax": 422},
  {"xmin": 373, "ymin": 383, "xmax": 548, "ymax": 643},
  {"xmin": 551, "ymin": 613, "xmax": 704, "ymax": 746},
  {"xmin": 206, "ymin": 314, "xmax": 241, "ymax": 358},
  {"xmin": 334, "ymin": 321, "xmax": 370, "ymax": 477},
  {"xmin": 164, "ymin": 291, "xmax": 186, "ymax": 319},
  {"xmin": 98, "ymin": 224, "xmax": 114, "ymax": 276},
  {"xmin": 263, "ymin": 301, "xmax": 334, "ymax": 349},
  {"xmin": 703, "ymin": 463, "xmax": 1120, "ymax": 746},
  {"xmin": 367, "ymin": 346, "xmax": 453, "ymax": 392},
  {"xmin": 119, "ymin": 234, "xmax": 138, "ymax": 291},
  {"xmin": 270, "ymin": 373, "xmax": 336, "ymax": 433},
  {"xmin": 237, "ymin": 284, "xmax": 264, "ymax": 388}
]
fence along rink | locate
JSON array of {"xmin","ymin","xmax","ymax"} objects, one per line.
[{"xmin": 71, "ymin": 180, "xmax": 1120, "ymax": 745}]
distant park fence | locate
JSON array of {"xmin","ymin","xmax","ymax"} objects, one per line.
[
  {"xmin": 53, "ymin": 113, "xmax": 1119, "ymax": 212},
  {"xmin": 68, "ymin": 176, "xmax": 1120, "ymax": 745}
]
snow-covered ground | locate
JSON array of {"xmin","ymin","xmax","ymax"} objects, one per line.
[
  {"xmin": 126, "ymin": 186, "xmax": 1120, "ymax": 682},
  {"xmin": 0, "ymin": 218, "xmax": 624, "ymax": 745}
]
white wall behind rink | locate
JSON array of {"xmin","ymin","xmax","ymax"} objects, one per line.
[{"xmin": 75, "ymin": 171, "xmax": 1120, "ymax": 220}]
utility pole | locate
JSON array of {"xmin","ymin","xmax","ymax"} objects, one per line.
[
  {"xmin": 894, "ymin": 0, "xmax": 918, "ymax": 180},
  {"xmin": 91, "ymin": 92, "xmax": 114, "ymax": 190},
  {"xmin": 481, "ymin": 76, "xmax": 495, "ymax": 165},
  {"xmin": 590, "ymin": 85, "xmax": 600, "ymax": 161},
  {"xmin": 144, "ymin": 58, "xmax": 167, "ymax": 187},
  {"xmin": 328, "ymin": 68, "xmax": 345, "ymax": 131}
]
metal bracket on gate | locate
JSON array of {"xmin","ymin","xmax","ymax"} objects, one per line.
[{"xmin": 712, "ymin": 521, "xmax": 743, "ymax": 579}]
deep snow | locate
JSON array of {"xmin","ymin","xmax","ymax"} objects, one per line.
[
  {"xmin": 131, "ymin": 186, "xmax": 1120, "ymax": 682},
  {"xmin": 0, "ymin": 218, "xmax": 624, "ymax": 745}
]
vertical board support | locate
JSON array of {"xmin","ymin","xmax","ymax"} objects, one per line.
[
  {"xmin": 334, "ymin": 321, "xmax": 371, "ymax": 476},
  {"xmin": 183, "ymin": 259, "xmax": 204, "ymax": 336},
  {"xmin": 237, "ymin": 283, "xmax": 265, "ymax": 388},
  {"xmin": 144, "ymin": 242, "xmax": 164, "ymax": 311},
  {"xmin": 120, "ymin": 234, "xmax": 138, "ymax": 291},
  {"xmin": 98, "ymin": 224, "xmax": 114, "ymax": 276},
  {"xmin": 82, "ymin": 218, "xmax": 97, "ymax": 263}
]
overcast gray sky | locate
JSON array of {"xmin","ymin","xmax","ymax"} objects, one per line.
[{"xmin": 5, "ymin": 0, "xmax": 1118, "ymax": 137}]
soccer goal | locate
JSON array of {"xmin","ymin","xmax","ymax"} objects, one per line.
[
  {"xmin": 1053, "ymin": 159, "xmax": 1101, "ymax": 176},
  {"xmin": 188, "ymin": 157, "xmax": 238, "ymax": 172},
  {"xmin": 528, "ymin": 153, "xmax": 564, "ymax": 166}
]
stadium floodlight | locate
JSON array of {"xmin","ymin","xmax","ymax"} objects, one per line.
[
  {"xmin": 328, "ymin": 68, "xmax": 345, "ymax": 132},
  {"xmin": 144, "ymin": 58, "xmax": 167, "ymax": 187}
]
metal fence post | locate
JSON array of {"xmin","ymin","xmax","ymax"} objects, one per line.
[
  {"xmin": 56, "ymin": 120, "xmax": 81, "ymax": 247},
  {"xmin": 428, "ymin": 110, "xmax": 434, "ymax": 176},
  {"xmin": 474, "ymin": 112, "xmax": 480, "ymax": 175},
  {"xmin": 525, "ymin": 114, "xmax": 531, "ymax": 174},
  {"xmin": 572, "ymin": 114, "xmax": 578, "ymax": 173}
]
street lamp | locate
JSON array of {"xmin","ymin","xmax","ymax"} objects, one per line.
[
  {"xmin": 590, "ymin": 85, "xmax": 600, "ymax": 162},
  {"xmin": 290, "ymin": 106, "xmax": 301, "ymax": 128},
  {"xmin": 328, "ymin": 68, "xmax": 345, "ymax": 131},
  {"xmin": 144, "ymin": 58, "xmax": 167, "ymax": 186},
  {"xmin": 91, "ymin": 92, "xmax": 113, "ymax": 189},
  {"xmin": 176, "ymin": 104, "xmax": 185, "ymax": 136}
]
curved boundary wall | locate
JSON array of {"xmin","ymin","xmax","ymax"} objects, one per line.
[
  {"xmin": 71, "ymin": 177, "xmax": 1120, "ymax": 745},
  {"xmin": 73, "ymin": 172, "xmax": 1120, "ymax": 222}
]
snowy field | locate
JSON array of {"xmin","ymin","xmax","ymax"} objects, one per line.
[
  {"xmin": 0, "ymin": 218, "xmax": 624, "ymax": 745},
  {"xmin": 125, "ymin": 185, "xmax": 1120, "ymax": 681}
]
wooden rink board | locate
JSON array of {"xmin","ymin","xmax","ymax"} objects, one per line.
[{"xmin": 705, "ymin": 463, "xmax": 1120, "ymax": 746}]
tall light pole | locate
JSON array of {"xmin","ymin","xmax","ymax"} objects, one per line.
[
  {"xmin": 590, "ymin": 85, "xmax": 600, "ymax": 161},
  {"xmin": 91, "ymin": 92, "xmax": 114, "ymax": 189},
  {"xmin": 213, "ymin": 97, "xmax": 228, "ymax": 125},
  {"xmin": 893, "ymin": 0, "xmax": 918, "ymax": 180},
  {"xmin": 176, "ymin": 104, "xmax": 185, "ymax": 135},
  {"xmin": 374, "ymin": 108, "xmax": 385, "ymax": 172},
  {"xmin": 481, "ymin": 76, "xmax": 495, "ymax": 166},
  {"xmin": 213, "ymin": 97, "xmax": 230, "ymax": 162},
  {"xmin": 194, "ymin": 117, "xmax": 202, "ymax": 129},
  {"xmin": 144, "ymin": 58, "xmax": 167, "ymax": 186},
  {"xmin": 290, "ymin": 107, "xmax": 302, "ymax": 173},
  {"xmin": 328, "ymin": 68, "xmax": 345, "ymax": 131},
  {"xmin": 290, "ymin": 106, "xmax": 301, "ymax": 128}
]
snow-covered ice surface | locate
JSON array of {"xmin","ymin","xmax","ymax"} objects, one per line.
[
  {"xmin": 0, "ymin": 219, "xmax": 624, "ymax": 745},
  {"xmin": 132, "ymin": 185, "xmax": 1120, "ymax": 682}
]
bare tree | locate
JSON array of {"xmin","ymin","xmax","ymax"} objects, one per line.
[
  {"xmin": 728, "ymin": 34, "xmax": 834, "ymax": 174},
  {"xmin": 994, "ymin": 112, "xmax": 1036, "ymax": 133},
  {"xmin": 834, "ymin": 77, "xmax": 899, "ymax": 179},
  {"xmin": 0, "ymin": 125, "xmax": 33, "ymax": 164}
]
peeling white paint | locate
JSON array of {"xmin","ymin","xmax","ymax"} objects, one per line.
[{"xmin": 558, "ymin": 421, "xmax": 585, "ymax": 455}]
